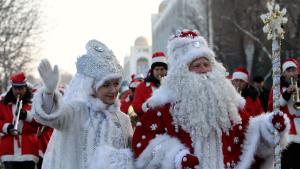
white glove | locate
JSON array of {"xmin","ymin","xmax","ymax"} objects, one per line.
[{"xmin": 38, "ymin": 59, "xmax": 60, "ymax": 94}]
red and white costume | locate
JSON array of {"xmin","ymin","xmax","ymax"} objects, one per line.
[
  {"xmin": 268, "ymin": 58, "xmax": 300, "ymax": 143},
  {"xmin": 37, "ymin": 126, "xmax": 53, "ymax": 158},
  {"xmin": 132, "ymin": 81, "xmax": 157, "ymax": 117},
  {"xmin": 0, "ymin": 103, "xmax": 39, "ymax": 162},
  {"xmin": 0, "ymin": 72, "xmax": 39, "ymax": 163},
  {"xmin": 132, "ymin": 52, "xmax": 167, "ymax": 118},
  {"xmin": 121, "ymin": 91, "xmax": 132, "ymax": 114},
  {"xmin": 132, "ymin": 29, "xmax": 290, "ymax": 169},
  {"xmin": 232, "ymin": 67, "xmax": 264, "ymax": 117},
  {"xmin": 121, "ymin": 75, "xmax": 143, "ymax": 114}
]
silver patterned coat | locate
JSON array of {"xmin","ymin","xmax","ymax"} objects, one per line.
[{"xmin": 32, "ymin": 90, "xmax": 134, "ymax": 169}]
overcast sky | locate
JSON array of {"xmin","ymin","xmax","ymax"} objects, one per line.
[{"xmin": 37, "ymin": 0, "xmax": 162, "ymax": 76}]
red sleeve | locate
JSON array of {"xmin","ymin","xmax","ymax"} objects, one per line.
[
  {"xmin": 120, "ymin": 93, "xmax": 131, "ymax": 114},
  {"xmin": 132, "ymin": 108, "xmax": 165, "ymax": 157},
  {"xmin": 132, "ymin": 83, "xmax": 147, "ymax": 117},
  {"xmin": 244, "ymin": 97, "xmax": 264, "ymax": 117},
  {"xmin": 0, "ymin": 104, "xmax": 8, "ymax": 133},
  {"xmin": 39, "ymin": 127, "xmax": 53, "ymax": 154}
]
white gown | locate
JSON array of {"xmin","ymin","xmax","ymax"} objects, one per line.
[{"xmin": 32, "ymin": 89, "xmax": 134, "ymax": 169}]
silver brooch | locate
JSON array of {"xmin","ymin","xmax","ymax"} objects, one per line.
[
  {"xmin": 193, "ymin": 41, "xmax": 201, "ymax": 48},
  {"xmin": 94, "ymin": 46, "xmax": 104, "ymax": 52}
]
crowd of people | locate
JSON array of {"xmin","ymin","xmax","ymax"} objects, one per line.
[{"xmin": 0, "ymin": 29, "xmax": 298, "ymax": 169}]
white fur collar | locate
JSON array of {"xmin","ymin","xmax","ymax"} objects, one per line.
[
  {"xmin": 146, "ymin": 86, "xmax": 176, "ymax": 108},
  {"xmin": 87, "ymin": 96, "xmax": 120, "ymax": 113}
]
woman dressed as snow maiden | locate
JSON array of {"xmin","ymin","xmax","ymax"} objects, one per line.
[{"xmin": 32, "ymin": 40, "xmax": 134, "ymax": 169}]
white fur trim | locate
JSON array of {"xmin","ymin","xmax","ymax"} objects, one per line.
[
  {"xmin": 94, "ymin": 73, "xmax": 122, "ymax": 90},
  {"xmin": 288, "ymin": 134, "xmax": 300, "ymax": 143},
  {"xmin": 279, "ymin": 95, "xmax": 288, "ymax": 106},
  {"xmin": 146, "ymin": 86, "xmax": 175, "ymax": 109},
  {"xmin": 259, "ymin": 113, "xmax": 290, "ymax": 146},
  {"xmin": 32, "ymin": 88, "xmax": 62, "ymax": 125},
  {"xmin": 1, "ymin": 154, "xmax": 39, "ymax": 163},
  {"xmin": 236, "ymin": 113, "xmax": 290, "ymax": 169},
  {"xmin": 167, "ymin": 36, "xmax": 215, "ymax": 67},
  {"xmin": 180, "ymin": 47, "xmax": 215, "ymax": 65},
  {"xmin": 235, "ymin": 116, "xmax": 263, "ymax": 169},
  {"xmin": 129, "ymin": 81, "xmax": 139, "ymax": 88},
  {"xmin": 283, "ymin": 61, "xmax": 297, "ymax": 72},
  {"xmin": 90, "ymin": 145, "xmax": 134, "ymax": 169},
  {"xmin": 232, "ymin": 72, "xmax": 249, "ymax": 83},
  {"xmin": 152, "ymin": 56, "xmax": 167, "ymax": 64},
  {"xmin": 25, "ymin": 111, "xmax": 33, "ymax": 122},
  {"xmin": 236, "ymin": 95, "xmax": 246, "ymax": 109},
  {"xmin": 174, "ymin": 149, "xmax": 190, "ymax": 169},
  {"xmin": 87, "ymin": 95, "xmax": 120, "ymax": 113},
  {"xmin": 135, "ymin": 134, "xmax": 187, "ymax": 169},
  {"xmin": 2, "ymin": 123, "xmax": 10, "ymax": 134},
  {"xmin": 142, "ymin": 102, "xmax": 149, "ymax": 113},
  {"xmin": 39, "ymin": 150, "xmax": 44, "ymax": 158},
  {"xmin": 168, "ymin": 36, "xmax": 208, "ymax": 56}
]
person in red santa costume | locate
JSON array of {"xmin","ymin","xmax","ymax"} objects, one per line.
[
  {"xmin": 0, "ymin": 72, "xmax": 39, "ymax": 169},
  {"xmin": 231, "ymin": 67, "xmax": 264, "ymax": 117},
  {"xmin": 121, "ymin": 74, "xmax": 144, "ymax": 114},
  {"xmin": 121, "ymin": 74, "xmax": 144, "ymax": 127},
  {"xmin": 132, "ymin": 52, "xmax": 168, "ymax": 119},
  {"xmin": 268, "ymin": 58, "xmax": 300, "ymax": 169},
  {"xmin": 132, "ymin": 29, "xmax": 290, "ymax": 169}
]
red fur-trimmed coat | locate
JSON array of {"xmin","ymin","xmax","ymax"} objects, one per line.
[
  {"xmin": 132, "ymin": 82, "xmax": 157, "ymax": 118},
  {"xmin": 0, "ymin": 102, "xmax": 39, "ymax": 162},
  {"xmin": 38, "ymin": 126, "xmax": 53, "ymax": 157},
  {"xmin": 120, "ymin": 91, "xmax": 131, "ymax": 114},
  {"xmin": 242, "ymin": 85, "xmax": 264, "ymax": 117},
  {"xmin": 268, "ymin": 86, "xmax": 300, "ymax": 143},
  {"xmin": 244, "ymin": 97, "xmax": 264, "ymax": 117},
  {"xmin": 132, "ymin": 103, "xmax": 290, "ymax": 169}
]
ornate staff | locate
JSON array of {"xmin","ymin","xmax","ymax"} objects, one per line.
[{"xmin": 260, "ymin": 1, "xmax": 288, "ymax": 169}]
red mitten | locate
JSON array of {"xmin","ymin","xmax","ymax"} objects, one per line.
[
  {"xmin": 272, "ymin": 111, "xmax": 286, "ymax": 132},
  {"xmin": 181, "ymin": 154, "xmax": 199, "ymax": 169}
]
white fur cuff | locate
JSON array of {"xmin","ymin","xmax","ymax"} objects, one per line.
[
  {"xmin": 2, "ymin": 123, "xmax": 10, "ymax": 134},
  {"xmin": 261, "ymin": 112, "xmax": 290, "ymax": 145},
  {"xmin": 25, "ymin": 111, "xmax": 33, "ymax": 123},
  {"xmin": 175, "ymin": 149, "xmax": 190, "ymax": 169},
  {"xmin": 135, "ymin": 134, "xmax": 187, "ymax": 169},
  {"xmin": 279, "ymin": 96, "xmax": 288, "ymax": 107},
  {"xmin": 142, "ymin": 102, "xmax": 149, "ymax": 113}
]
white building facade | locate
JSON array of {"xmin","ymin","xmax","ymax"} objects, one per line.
[
  {"xmin": 151, "ymin": 0, "xmax": 210, "ymax": 53},
  {"xmin": 123, "ymin": 37, "xmax": 152, "ymax": 83}
]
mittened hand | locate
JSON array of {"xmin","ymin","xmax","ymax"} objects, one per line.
[
  {"xmin": 181, "ymin": 154, "xmax": 199, "ymax": 169},
  {"xmin": 38, "ymin": 59, "xmax": 60, "ymax": 94},
  {"xmin": 272, "ymin": 111, "xmax": 286, "ymax": 132},
  {"xmin": 7, "ymin": 124, "xmax": 18, "ymax": 136}
]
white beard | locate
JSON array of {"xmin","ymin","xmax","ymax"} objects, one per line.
[
  {"xmin": 162, "ymin": 62, "xmax": 242, "ymax": 139},
  {"xmin": 158, "ymin": 62, "xmax": 242, "ymax": 169}
]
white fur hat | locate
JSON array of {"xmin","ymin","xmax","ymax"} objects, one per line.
[
  {"xmin": 167, "ymin": 29, "xmax": 215, "ymax": 67},
  {"xmin": 76, "ymin": 39, "xmax": 123, "ymax": 89},
  {"xmin": 63, "ymin": 40, "xmax": 123, "ymax": 102},
  {"xmin": 282, "ymin": 58, "xmax": 298, "ymax": 72},
  {"xmin": 231, "ymin": 67, "xmax": 249, "ymax": 83}
]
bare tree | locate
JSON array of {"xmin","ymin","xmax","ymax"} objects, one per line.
[
  {"xmin": 0, "ymin": 0, "xmax": 41, "ymax": 91},
  {"xmin": 210, "ymin": 0, "xmax": 273, "ymax": 87},
  {"xmin": 280, "ymin": 0, "xmax": 300, "ymax": 60},
  {"xmin": 211, "ymin": 0, "xmax": 300, "ymax": 86}
]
